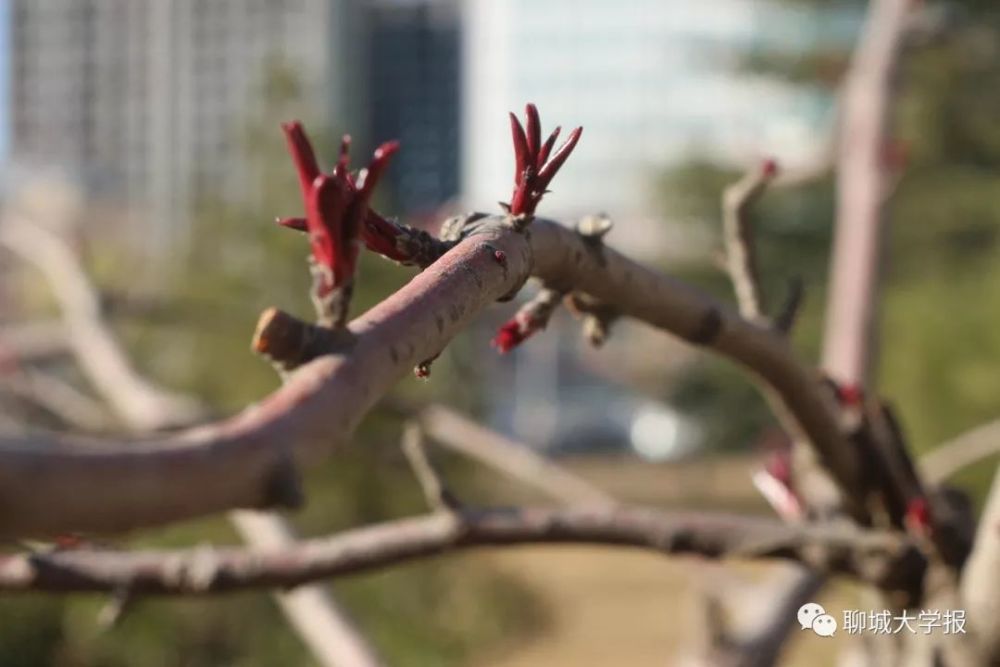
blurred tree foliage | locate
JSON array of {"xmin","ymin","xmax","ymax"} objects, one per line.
[
  {"xmin": 658, "ymin": 0, "xmax": 1000, "ymax": 497},
  {"xmin": 0, "ymin": 63, "xmax": 540, "ymax": 666}
]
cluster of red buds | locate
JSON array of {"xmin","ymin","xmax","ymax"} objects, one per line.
[
  {"xmin": 280, "ymin": 122, "xmax": 399, "ymax": 325},
  {"xmin": 505, "ymin": 104, "xmax": 583, "ymax": 218}
]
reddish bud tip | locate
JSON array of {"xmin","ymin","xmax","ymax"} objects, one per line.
[
  {"xmin": 904, "ymin": 496, "xmax": 933, "ymax": 536},
  {"xmin": 492, "ymin": 320, "xmax": 527, "ymax": 354},
  {"xmin": 493, "ymin": 249, "xmax": 507, "ymax": 265},
  {"xmin": 762, "ymin": 158, "xmax": 779, "ymax": 178},
  {"xmin": 414, "ymin": 362, "xmax": 431, "ymax": 379},
  {"xmin": 276, "ymin": 216, "xmax": 308, "ymax": 232},
  {"xmin": 835, "ymin": 383, "xmax": 864, "ymax": 407}
]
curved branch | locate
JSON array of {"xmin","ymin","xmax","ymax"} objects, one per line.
[
  {"xmin": 921, "ymin": 418, "xmax": 1000, "ymax": 485},
  {"xmin": 0, "ymin": 218, "xmax": 861, "ymax": 535},
  {"xmin": 0, "ymin": 506, "xmax": 921, "ymax": 595},
  {"xmin": 0, "ymin": 218, "xmax": 203, "ymax": 430}
]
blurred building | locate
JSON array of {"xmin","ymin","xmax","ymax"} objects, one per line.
[
  {"xmin": 461, "ymin": 0, "xmax": 859, "ymax": 252},
  {"xmin": 9, "ymin": 0, "xmax": 368, "ymax": 252},
  {"xmin": 369, "ymin": 0, "xmax": 461, "ymax": 215}
]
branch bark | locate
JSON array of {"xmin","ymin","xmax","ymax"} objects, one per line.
[
  {"xmin": 821, "ymin": 0, "xmax": 911, "ymax": 385},
  {"xmin": 0, "ymin": 506, "xmax": 922, "ymax": 596},
  {"xmin": 0, "ymin": 217, "xmax": 866, "ymax": 535},
  {"xmin": 921, "ymin": 419, "xmax": 1000, "ymax": 485},
  {"xmin": 960, "ymin": 467, "xmax": 1000, "ymax": 664}
]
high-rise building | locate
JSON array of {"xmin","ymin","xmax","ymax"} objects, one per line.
[
  {"xmin": 461, "ymin": 0, "xmax": 858, "ymax": 252},
  {"xmin": 368, "ymin": 0, "xmax": 461, "ymax": 215},
  {"xmin": 9, "ymin": 0, "xmax": 368, "ymax": 252}
]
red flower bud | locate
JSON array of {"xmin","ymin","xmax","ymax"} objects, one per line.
[
  {"xmin": 281, "ymin": 122, "xmax": 399, "ymax": 295},
  {"xmin": 507, "ymin": 104, "xmax": 582, "ymax": 217}
]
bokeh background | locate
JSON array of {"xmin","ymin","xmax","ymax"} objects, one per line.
[{"xmin": 1, "ymin": 0, "xmax": 999, "ymax": 665}]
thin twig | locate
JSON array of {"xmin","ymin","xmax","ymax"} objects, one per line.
[
  {"xmin": 920, "ymin": 418, "xmax": 1000, "ymax": 485},
  {"xmin": 721, "ymin": 161, "xmax": 778, "ymax": 323},
  {"xmin": 401, "ymin": 422, "xmax": 461, "ymax": 513},
  {"xmin": 0, "ymin": 506, "xmax": 923, "ymax": 595}
]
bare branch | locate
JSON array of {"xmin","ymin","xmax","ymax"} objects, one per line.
[
  {"xmin": 0, "ymin": 216, "xmax": 869, "ymax": 534},
  {"xmin": 401, "ymin": 422, "xmax": 461, "ymax": 513},
  {"xmin": 0, "ymin": 506, "xmax": 923, "ymax": 596},
  {"xmin": 722, "ymin": 161, "xmax": 778, "ymax": 322},
  {"xmin": 0, "ymin": 217, "xmax": 204, "ymax": 430},
  {"xmin": 821, "ymin": 0, "xmax": 912, "ymax": 385},
  {"xmin": 415, "ymin": 403, "xmax": 615, "ymax": 506},
  {"xmin": 921, "ymin": 418, "xmax": 1000, "ymax": 485},
  {"xmin": 960, "ymin": 467, "xmax": 1000, "ymax": 664},
  {"xmin": 230, "ymin": 511, "xmax": 386, "ymax": 667},
  {"xmin": 0, "ymin": 320, "xmax": 68, "ymax": 363},
  {"xmin": 1, "ymin": 369, "xmax": 112, "ymax": 431}
]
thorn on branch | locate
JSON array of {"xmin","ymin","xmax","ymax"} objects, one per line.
[
  {"xmin": 575, "ymin": 213, "xmax": 614, "ymax": 266},
  {"xmin": 491, "ymin": 287, "xmax": 564, "ymax": 354},
  {"xmin": 401, "ymin": 422, "xmax": 461, "ymax": 513},
  {"xmin": 507, "ymin": 103, "xmax": 583, "ymax": 221}
]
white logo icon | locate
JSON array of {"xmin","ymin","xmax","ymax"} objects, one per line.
[{"xmin": 798, "ymin": 602, "xmax": 837, "ymax": 637}]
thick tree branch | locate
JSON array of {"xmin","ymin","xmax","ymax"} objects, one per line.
[
  {"xmin": 2, "ymin": 225, "xmax": 383, "ymax": 667},
  {"xmin": 960, "ymin": 467, "xmax": 1000, "ymax": 664},
  {"xmin": 0, "ymin": 217, "xmax": 868, "ymax": 535},
  {"xmin": 0, "ymin": 506, "xmax": 922, "ymax": 596},
  {"xmin": 821, "ymin": 0, "xmax": 911, "ymax": 385}
]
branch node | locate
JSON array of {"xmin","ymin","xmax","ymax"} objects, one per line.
[
  {"xmin": 565, "ymin": 292, "xmax": 619, "ymax": 348},
  {"xmin": 574, "ymin": 213, "xmax": 614, "ymax": 266},
  {"xmin": 252, "ymin": 308, "xmax": 355, "ymax": 373}
]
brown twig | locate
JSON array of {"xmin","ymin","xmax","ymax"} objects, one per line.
[
  {"xmin": 401, "ymin": 422, "xmax": 461, "ymax": 513},
  {"xmin": 960, "ymin": 468, "xmax": 1000, "ymax": 664},
  {"xmin": 415, "ymin": 403, "xmax": 615, "ymax": 506},
  {"xmin": 0, "ymin": 506, "xmax": 923, "ymax": 596},
  {"xmin": 721, "ymin": 160, "xmax": 778, "ymax": 323}
]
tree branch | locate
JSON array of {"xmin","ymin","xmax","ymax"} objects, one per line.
[
  {"xmin": 921, "ymin": 418, "xmax": 1000, "ymax": 485},
  {"xmin": 821, "ymin": 0, "xmax": 911, "ymax": 385},
  {"xmin": 960, "ymin": 467, "xmax": 1000, "ymax": 664},
  {"xmin": 721, "ymin": 161, "xmax": 777, "ymax": 323},
  {"xmin": 229, "ymin": 511, "xmax": 386, "ymax": 667},
  {"xmin": 0, "ymin": 216, "xmax": 868, "ymax": 535},
  {"xmin": 414, "ymin": 403, "xmax": 615, "ymax": 506},
  {"xmin": 0, "ymin": 506, "xmax": 922, "ymax": 596},
  {"xmin": 0, "ymin": 217, "xmax": 204, "ymax": 430}
]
